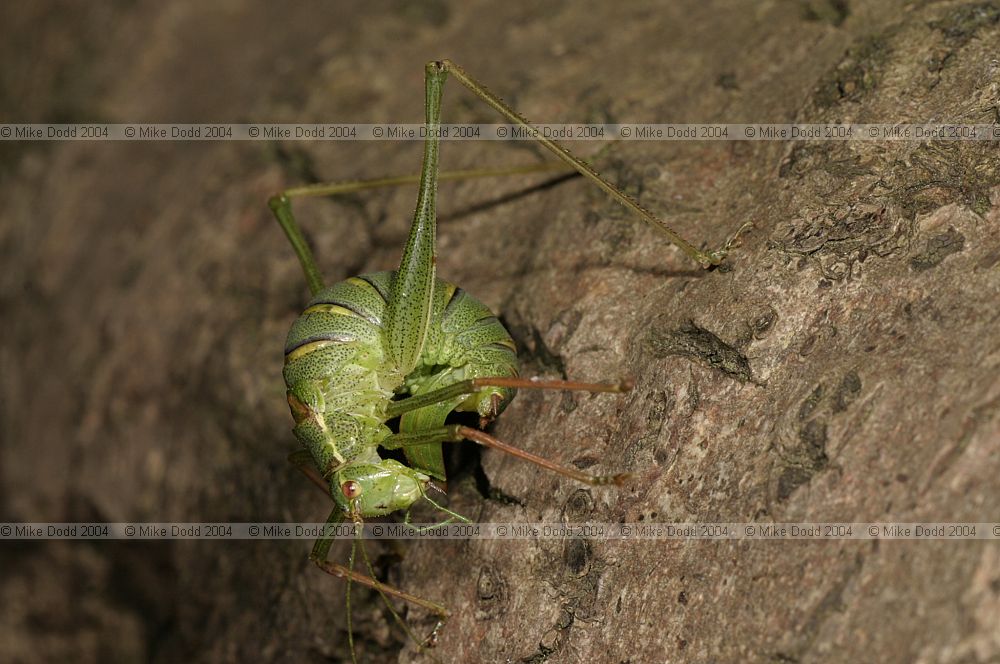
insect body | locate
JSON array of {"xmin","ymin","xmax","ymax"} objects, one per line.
[
  {"xmin": 282, "ymin": 270, "xmax": 518, "ymax": 516},
  {"xmin": 269, "ymin": 60, "xmax": 744, "ymax": 659}
]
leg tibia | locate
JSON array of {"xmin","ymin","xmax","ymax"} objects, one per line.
[
  {"xmin": 381, "ymin": 424, "xmax": 630, "ymax": 487},
  {"xmin": 436, "ymin": 59, "xmax": 749, "ymax": 267},
  {"xmin": 386, "ymin": 375, "xmax": 633, "ymax": 419}
]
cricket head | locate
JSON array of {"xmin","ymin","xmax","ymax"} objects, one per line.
[{"xmin": 332, "ymin": 459, "xmax": 430, "ymax": 517}]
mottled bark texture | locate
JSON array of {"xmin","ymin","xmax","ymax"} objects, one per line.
[{"xmin": 2, "ymin": 1, "xmax": 999, "ymax": 663}]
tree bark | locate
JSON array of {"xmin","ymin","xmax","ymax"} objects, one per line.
[{"xmin": 2, "ymin": 2, "xmax": 999, "ymax": 663}]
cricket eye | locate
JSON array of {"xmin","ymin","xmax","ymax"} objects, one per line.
[{"xmin": 341, "ymin": 480, "xmax": 362, "ymax": 499}]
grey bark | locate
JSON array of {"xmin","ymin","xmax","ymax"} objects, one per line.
[{"xmin": 2, "ymin": 1, "xmax": 999, "ymax": 663}]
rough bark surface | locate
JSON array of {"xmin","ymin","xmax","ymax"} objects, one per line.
[{"xmin": 2, "ymin": 2, "xmax": 999, "ymax": 663}]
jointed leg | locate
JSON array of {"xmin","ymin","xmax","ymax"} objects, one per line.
[
  {"xmin": 290, "ymin": 455, "xmax": 451, "ymax": 618},
  {"xmin": 386, "ymin": 375, "xmax": 633, "ymax": 419},
  {"xmin": 382, "ymin": 424, "xmax": 631, "ymax": 487},
  {"xmin": 269, "ymin": 194, "xmax": 326, "ymax": 295},
  {"xmin": 290, "ymin": 451, "xmax": 452, "ymax": 661},
  {"xmin": 436, "ymin": 59, "xmax": 750, "ymax": 267},
  {"xmin": 310, "ymin": 527, "xmax": 449, "ymax": 618},
  {"xmin": 384, "ymin": 374, "xmax": 633, "ymax": 485},
  {"xmin": 309, "ymin": 508, "xmax": 449, "ymax": 662},
  {"xmin": 269, "ymin": 162, "xmax": 572, "ymax": 296},
  {"xmin": 282, "ymin": 161, "xmax": 569, "ymax": 199}
]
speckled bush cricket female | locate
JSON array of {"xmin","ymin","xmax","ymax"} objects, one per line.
[{"xmin": 269, "ymin": 60, "xmax": 744, "ymax": 660}]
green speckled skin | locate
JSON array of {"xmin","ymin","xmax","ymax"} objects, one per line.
[
  {"xmin": 283, "ymin": 272, "xmax": 518, "ymax": 491},
  {"xmin": 271, "ymin": 60, "xmax": 724, "ymax": 523},
  {"xmin": 385, "ymin": 65, "xmax": 445, "ymax": 376},
  {"xmin": 274, "ymin": 63, "xmax": 525, "ymax": 521}
]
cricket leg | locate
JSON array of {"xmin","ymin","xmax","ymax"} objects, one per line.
[
  {"xmin": 436, "ymin": 59, "xmax": 753, "ymax": 267},
  {"xmin": 268, "ymin": 162, "xmax": 571, "ymax": 296},
  {"xmin": 382, "ymin": 425, "xmax": 631, "ymax": 487},
  {"xmin": 310, "ymin": 508, "xmax": 448, "ymax": 662},
  {"xmin": 385, "ymin": 375, "xmax": 633, "ymax": 419}
]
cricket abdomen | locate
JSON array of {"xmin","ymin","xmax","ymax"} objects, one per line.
[{"xmin": 282, "ymin": 271, "xmax": 519, "ymax": 476}]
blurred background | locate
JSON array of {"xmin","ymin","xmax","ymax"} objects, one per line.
[{"xmin": 2, "ymin": 1, "xmax": 999, "ymax": 663}]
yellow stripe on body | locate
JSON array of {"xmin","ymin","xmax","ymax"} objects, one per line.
[
  {"xmin": 441, "ymin": 282, "xmax": 457, "ymax": 305},
  {"xmin": 495, "ymin": 338, "xmax": 517, "ymax": 352},
  {"xmin": 285, "ymin": 339, "xmax": 345, "ymax": 363},
  {"xmin": 302, "ymin": 303, "xmax": 361, "ymax": 318}
]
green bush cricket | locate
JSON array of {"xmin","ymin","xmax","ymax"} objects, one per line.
[{"xmin": 269, "ymin": 60, "xmax": 745, "ymax": 661}]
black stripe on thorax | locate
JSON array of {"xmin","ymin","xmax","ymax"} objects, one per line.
[
  {"xmin": 464, "ymin": 314, "xmax": 501, "ymax": 330},
  {"xmin": 357, "ymin": 274, "xmax": 390, "ymax": 302},
  {"xmin": 482, "ymin": 342, "xmax": 517, "ymax": 354}
]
